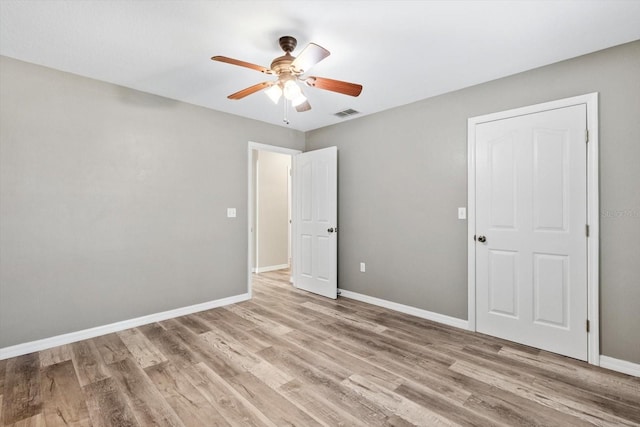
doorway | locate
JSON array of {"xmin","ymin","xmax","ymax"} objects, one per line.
[
  {"xmin": 248, "ymin": 142, "xmax": 339, "ymax": 300},
  {"xmin": 467, "ymin": 93, "xmax": 599, "ymax": 364},
  {"xmin": 254, "ymin": 150, "xmax": 291, "ymax": 273},
  {"xmin": 248, "ymin": 142, "xmax": 301, "ymax": 297}
]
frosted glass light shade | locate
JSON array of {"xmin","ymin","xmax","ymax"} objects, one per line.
[
  {"xmin": 291, "ymin": 93, "xmax": 307, "ymax": 107},
  {"xmin": 265, "ymin": 84, "xmax": 282, "ymax": 104},
  {"xmin": 283, "ymin": 80, "xmax": 302, "ymax": 100}
]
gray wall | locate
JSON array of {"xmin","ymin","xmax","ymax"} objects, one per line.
[
  {"xmin": 306, "ymin": 41, "xmax": 640, "ymax": 364},
  {"xmin": 256, "ymin": 150, "xmax": 291, "ymax": 269},
  {"xmin": 0, "ymin": 56, "xmax": 304, "ymax": 348}
]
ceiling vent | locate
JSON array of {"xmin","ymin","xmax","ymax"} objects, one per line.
[{"xmin": 333, "ymin": 108, "xmax": 360, "ymax": 118}]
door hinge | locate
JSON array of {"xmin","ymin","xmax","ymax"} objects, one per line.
[
  {"xmin": 586, "ymin": 319, "xmax": 590, "ymax": 333},
  {"xmin": 585, "ymin": 224, "xmax": 590, "ymax": 237},
  {"xmin": 585, "ymin": 129, "xmax": 589, "ymax": 143}
]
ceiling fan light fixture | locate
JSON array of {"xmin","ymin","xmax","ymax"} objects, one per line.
[
  {"xmin": 265, "ymin": 84, "xmax": 282, "ymax": 104},
  {"xmin": 283, "ymin": 79, "xmax": 302, "ymax": 100}
]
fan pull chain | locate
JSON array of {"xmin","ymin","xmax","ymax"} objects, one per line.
[{"xmin": 283, "ymin": 98, "xmax": 290, "ymax": 125}]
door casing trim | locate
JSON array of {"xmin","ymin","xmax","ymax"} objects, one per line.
[{"xmin": 466, "ymin": 93, "xmax": 599, "ymax": 365}]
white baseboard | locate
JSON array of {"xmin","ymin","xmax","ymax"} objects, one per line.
[
  {"xmin": 338, "ymin": 289, "xmax": 469, "ymax": 330},
  {"xmin": 0, "ymin": 292, "xmax": 250, "ymax": 361},
  {"xmin": 4, "ymin": 288, "xmax": 636, "ymax": 379},
  {"xmin": 600, "ymin": 355, "xmax": 640, "ymax": 377},
  {"xmin": 255, "ymin": 264, "xmax": 289, "ymax": 273}
]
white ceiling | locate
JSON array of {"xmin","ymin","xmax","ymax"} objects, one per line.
[{"xmin": 1, "ymin": 1, "xmax": 639, "ymax": 132}]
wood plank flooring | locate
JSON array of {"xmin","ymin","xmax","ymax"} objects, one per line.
[{"xmin": 2, "ymin": 269, "xmax": 639, "ymax": 426}]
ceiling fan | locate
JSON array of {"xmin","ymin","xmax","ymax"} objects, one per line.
[{"xmin": 212, "ymin": 36, "xmax": 363, "ymax": 114}]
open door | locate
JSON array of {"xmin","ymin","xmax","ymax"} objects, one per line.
[{"xmin": 293, "ymin": 146, "xmax": 338, "ymax": 299}]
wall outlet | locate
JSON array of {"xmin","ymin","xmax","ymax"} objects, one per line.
[
  {"xmin": 458, "ymin": 207, "xmax": 467, "ymax": 220},
  {"xmin": 227, "ymin": 208, "xmax": 236, "ymax": 218},
  {"xmin": 360, "ymin": 262, "xmax": 366, "ymax": 273}
]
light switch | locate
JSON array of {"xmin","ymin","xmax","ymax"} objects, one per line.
[
  {"xmin": 458, "ymin": 207, "xmax": 466, "ymax": 219},
  {"xmin": 227, "ymin": 208, "xmax": 237, "ymax": 218}
]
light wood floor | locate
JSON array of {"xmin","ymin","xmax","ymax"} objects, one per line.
[{"xmin": 1, "ymin": 269, "xmax": 639, "ymax": 426}]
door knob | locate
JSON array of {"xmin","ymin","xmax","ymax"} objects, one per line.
[
  {"xmin": 327, "ymin": 227, "xmax": 335, "ymax": 233},
  {"xmin": 477, "ymin": 235, "xmax": 487, "ymax": 243}
]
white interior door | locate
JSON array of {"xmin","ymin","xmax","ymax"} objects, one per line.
[
  {"xmin": 293, "ymin": 146, "xmax": 337, "ymax": 299},
  {"xmin": 475, "ymin": 104, "xmax": 588, "ymax": 360}
]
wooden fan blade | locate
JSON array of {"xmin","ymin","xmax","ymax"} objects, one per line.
[
  {"xmin": 305, "ymin": 76, "xmax": 362, "ymax": 97},
  {"xmin": 212, "ymin": 56, "xmax": 272, "ymax": 74},
  {"xmin": 291, "ymin": 43, "xmax": 330, "ymax": 73},
  {"xmin": 228, "ymin": 82, "xmax": 273, "ymax": 100},
  {"xmin": 295, "ymin": 100, "xmax": 312, "ymax": 112}
]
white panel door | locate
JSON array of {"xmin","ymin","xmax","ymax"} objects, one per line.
[
  {"xmin": 293, "ymin": 146, "xmax": 337, "ymax": 299},
  {"xmin": 475, "ymin": 104, "xmax": 588, "ymax": 360}
]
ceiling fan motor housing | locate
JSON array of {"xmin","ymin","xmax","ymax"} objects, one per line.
[
  {"xmin": 270, "ymin": 53, "xmax": 296, "ymax": 76},
  {"xmin": 271, "ymin": 36, "xmax": 303, "ymax": 78}
]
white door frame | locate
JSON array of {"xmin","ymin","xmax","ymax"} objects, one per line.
[
  {"xmin": 467, "ymin": 93, "xmax": 600, "ymax": 365},
  {"xmin": 248, "ymin": 141, "xmax": 301, "ymax": 298}
]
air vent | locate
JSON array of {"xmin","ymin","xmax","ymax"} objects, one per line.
[{"xmin": 334, "ymin": 108, "xmax": 360, "ymax": 118}]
